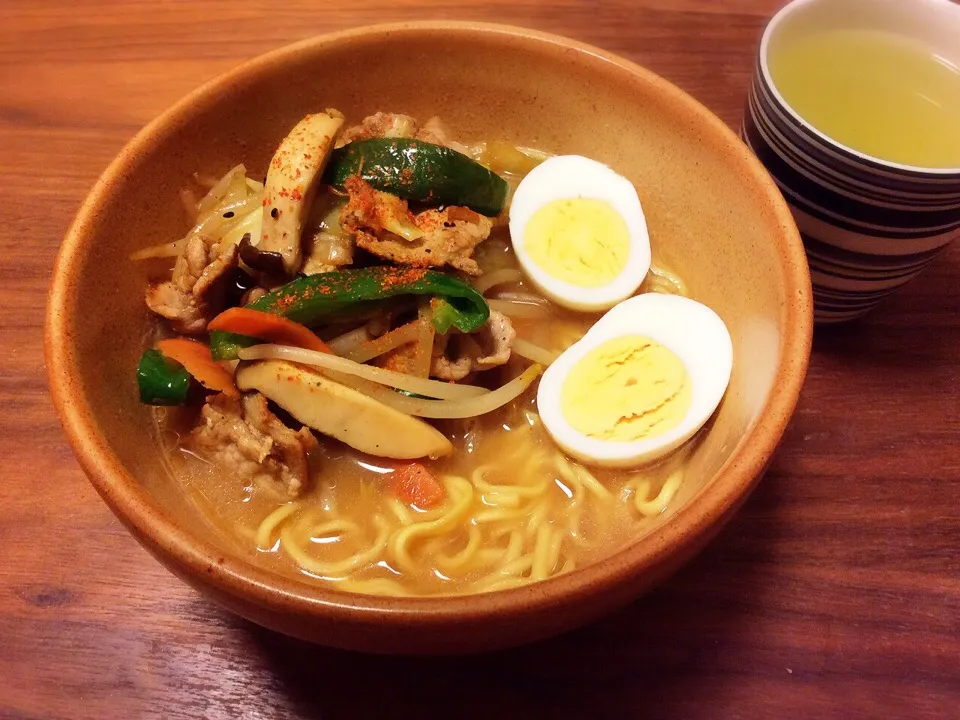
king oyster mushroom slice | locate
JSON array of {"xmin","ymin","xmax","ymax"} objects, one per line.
[
  {"xmin": 259, "ymin": 109, "xmax": 345, "ymax": 276},
  {"xmin": 236, "ymin": 360, "xmax": 454, "ymax": 460}
]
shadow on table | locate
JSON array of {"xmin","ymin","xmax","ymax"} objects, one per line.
[
  {"xmin": 241, "ymin": 453, "xmax": 789, "ymax": 720},
  {"xmin": 809, "ymin": 247, "xmax": 959, "ymax": 369}
]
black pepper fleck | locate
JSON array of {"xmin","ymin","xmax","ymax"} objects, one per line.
[
  {"xmin": 222, "ymin": 211, "xmax": 235, "ymax": 219},
  {"xmin": 271, "ymin": 207, "xmax": 279, "ymax": 219}
]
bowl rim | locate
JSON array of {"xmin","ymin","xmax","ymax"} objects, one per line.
[{"xmin": 46, "ymin": 20, "xmax": 813, "ymax": 628}]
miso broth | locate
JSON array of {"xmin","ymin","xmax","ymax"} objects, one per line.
[
  {"xmin": 136, "ymin": 109, "xmax": 711, "ymax": 598},
  {"xmin": 156, "ymin": 244, "xmax": 693, "ymax": 597}
]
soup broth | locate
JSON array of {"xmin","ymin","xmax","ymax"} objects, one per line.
[
  {"xmin": 157, "ymin": 240, "xmax": 692, "ymax": 597},
  {"xmin": 135, "ymin": 109, "xmax": 718, "ymax": 599}
]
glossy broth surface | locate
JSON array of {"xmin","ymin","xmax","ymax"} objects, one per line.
[{"xmin": 157, "ymin": 238, "xmax": 693, "ymax": 597}]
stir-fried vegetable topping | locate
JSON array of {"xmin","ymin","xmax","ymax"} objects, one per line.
[
  {"xmin": 390, "ymin": 462, "xmax": 445, "ymax": 508},
  {"xmin": 430, "ymin": 298, "xmax": 466, "ymax": 335},
  {"xmin": 324, "ymin": 138, "xmax": 510, "ymax": 217},
  {"xmin": 259, "ymin": 109, "xmax": 345, "ymax": 276},
  {"xmin": 208, "ymin": 307, "xmax": 332, "ymax": 354},
  {"xmin": 237, "ymin": 344, "xmax": 487, "ymax": 400},
  {"xmin": 137, "ymin": 349, "xmax": 192, "ymax": 405},
  {"xmin": 138, "ymin": 339, "xmax": 239, "ymax": 405},
  {"xmin": 210, "ymin": 267, "xmax": 490, "ymax": 360},
  {"xmin": 155, "ymin": 338, "xmax": 239, "ymax": 398},
  {"xmin": 135, "ymin": 111, "xmax": 542, "ymax": 480}
]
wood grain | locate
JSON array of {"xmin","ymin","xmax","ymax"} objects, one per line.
[{"xmin": 2, "ymin": 1, "xmax": 959, "ymax": 718}]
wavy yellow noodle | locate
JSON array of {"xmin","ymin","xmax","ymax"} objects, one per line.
[
  {"xmin": 282, "ymin": 515, "xmax": 391, "ymax": 577},
  {"xmin": 256, "ymin": 503, "xmax": 298, "ymax": 550},
  {"xmin": 387, "ymin": 476, "xmax": 474, "ymax": 574}
]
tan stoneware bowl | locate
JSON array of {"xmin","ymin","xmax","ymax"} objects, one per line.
[{"xmin": 46, "ymin": 22, "xmax": 813, "ymax": 654}]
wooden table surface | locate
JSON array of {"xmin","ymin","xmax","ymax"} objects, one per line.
[{"xmin": 3, "ymin": 1, "xmax": 959, "ymax": 718}]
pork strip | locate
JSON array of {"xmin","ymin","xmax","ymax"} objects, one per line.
[
  {"xmin": 190, "ymin": 392, "xmax": 317, "ymax": 498},
  {"xmin": 145, "ymin": 235, "xmax": 238, "ymax": 334}
]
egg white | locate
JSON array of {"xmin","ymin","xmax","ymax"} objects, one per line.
[
  {"xmin": 509, "ymin": 155, "xmax": 651, "ymax": 312},
  {"xmin": 537, "ymin": 293, "xmax": 733, "ymax": 468}
]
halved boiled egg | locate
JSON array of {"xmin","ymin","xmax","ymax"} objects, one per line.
[
  {"xmin": 537, "ymin": 293, "xmax": 733, "ymax": 468},
  {"xmin": 509, "ymin": 155, "xmax": 651, "ymax": 311}
]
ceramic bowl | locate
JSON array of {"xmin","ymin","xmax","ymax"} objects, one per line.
[
  {"xmin": 743, "ymin": 0, "xmax": 960, "ymax": 324},
  {"xmin": 46, "ymin": 22, "xmax": 812, "ymax": 654}
]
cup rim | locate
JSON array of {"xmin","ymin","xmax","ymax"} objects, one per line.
[{"xmin": 759, "ymin": 0, "xmax": 960, "ymax": 177}]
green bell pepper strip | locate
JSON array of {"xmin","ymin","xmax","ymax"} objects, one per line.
[
  {"xmin": 429, "ymin": 298, "xmax": 462, "ymax": 335},
  {"xmin": 210, "ymin": 267, "xmax": 490, "ymax": 361},
  {"xmin": 323, "ymin": 138, "xmax": 509, "ymax": 217},
  {"xmin": 137, "ymin": 348, "xmax": 192, "ymax": 405}
]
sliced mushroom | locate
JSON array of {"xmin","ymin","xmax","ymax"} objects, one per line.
[
  {"xmin": 238, "ymin": 233, "xmax": 285, "ymax": 277},
  {"xmin": 236, "ymin": 360, "xmax": 453, "ymax": 460},
  {"xmin": 259, "ymin": 109, "xmax": 345, "ymax": 276}
]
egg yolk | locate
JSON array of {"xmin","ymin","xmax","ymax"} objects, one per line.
[
  {"xmin": 560, "ymin": 335, "xmax": 692, "ymax": 442},
  {"xmin": 524, "ymin": 198, "xmax": 630, "ymax": 287}
]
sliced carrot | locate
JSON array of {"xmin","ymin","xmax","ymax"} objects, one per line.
[
  {"xmin": 207, "ymin": 307, "xmax": 332, "ymax": 354},
  {"xmin": 390, "ymin": 462, "xmax": 445, "ymax": 509},
  {"xmin": 155, "ymin": 338, "xmax": 239, "ymax": 398}
]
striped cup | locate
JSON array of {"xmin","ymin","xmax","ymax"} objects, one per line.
[{"xmin": 743, "ymin": 0, "xmax": 960, "ymax": 323}]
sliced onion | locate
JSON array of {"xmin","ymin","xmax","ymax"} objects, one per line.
[
  {"xmin": 192, "ymin": 191, "xmax": 260, "ymax": 242},
  {"xmin": 480, "ymin": 141, "xmax": 546, "ymax": 176},
  {"xmin": 223, "ymin": 173, "xmax": 252, "ymax": 211},
  {"xmin": 130, "ymin": 238, "xmax": 188, "ymax": 261},
  {"xmin": 305, "ymin": 231, "xmax": 353, "ymax": 269},
  {"xmin": 216, "ymin": 193, "xmax": 258, "ymax": 220},
  {"xmin": 383, "ymin": 213, "xmax": 423, "ymax": 242},
  {"xmin": 487, "ymin": 298, "xmax": 552, "ymax": 320},
  {"xmin": 131, "ymin": 177, "xmax": 261, "ymax": 261},
  {"xmin": 327, "ymin": 325, "xmax": 372, "ymax": 355},
  {"xmin": 189, "ymin": 206, "xmax": 234, "ymax": 241},
  {"xmin": 474, "ymin": 268, "xmax": 523, "ymax": 294},
  {"xmin": 180, "ymin": 187, "xmax": 200, "ymax": 221},
  {"xmin": 328, "ymin": 364, "xmax": 543, "ymax": 419},
  {"xmin": 411, "ymin": 306, "xmax": 436, "ymax": 379},
  {"xmin": 492, "ymin": 290, "xmax": 549, "ymax": 305},
  {"xmin": 512, "ymin": 338, "xmax": 559, "ymax": 366},
  {"xmin": 345, "ymin": 321, "xmax": 422, "ymax": 364},
  {"xmin": 219, "ymin": 206, "xmax": 263, "ymax": 248},
  {"xmin": 194, "ymin": 173, "xmax": 220, "ymax": 190},
  {"xmin": 196, "ymin": 163, "xmax": 246, "ymax": 217},
  {"xmin": 645, "ymin": 264, "xmax": 688, "ymax": 296},
  {"xmin": 238, "ymin": 344, "xmax": 486, "ymax": 400}
]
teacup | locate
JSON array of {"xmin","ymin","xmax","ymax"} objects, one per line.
[{"xmin": 743, "ymin": 0, "xmax": 960, "ymax": 323}]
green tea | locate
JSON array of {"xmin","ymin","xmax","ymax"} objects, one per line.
[{"xmin": 769, "ymin": 28, "xmax": 960, "ymax": 168}]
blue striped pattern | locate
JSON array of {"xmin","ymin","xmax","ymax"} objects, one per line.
[{"xmin": 742, "ymin": 58, "xmax": 960, "ymax": 323}]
